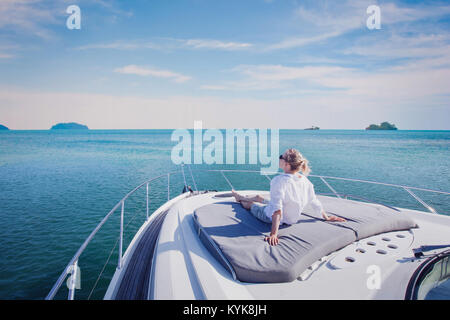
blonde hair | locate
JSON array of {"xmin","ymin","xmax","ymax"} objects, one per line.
[{"xmin": 283, "ymin": 148, "xmax": 311, "ymax": 176}]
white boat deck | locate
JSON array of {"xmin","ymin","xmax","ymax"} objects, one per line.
[
  {"xmin": 148, "ymin": 191, "xmax": 450, "ymax": 300},
  {"xmin": 45, "ymin": 170, "xmax": 450, "ymax": 300}
]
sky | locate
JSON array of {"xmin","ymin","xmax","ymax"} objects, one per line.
[{"xmin": 0, "ymin": 0, "xmax": 449, "ymax": 129}]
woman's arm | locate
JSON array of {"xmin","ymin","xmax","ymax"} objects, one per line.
[
  {"xmin": 305, "ymin": 178, "xmax": 346, "ymax": 222},
  {"xmin": 265, "ymin": 210, "xmax": 282, "ymax": 246}
]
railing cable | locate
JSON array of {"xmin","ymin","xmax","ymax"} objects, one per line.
[
  {"xmin": 181, "ymin": 164, "xmax": 188, "ymax": 188},
  {"xmin": 188, "ymin": 165, "xmax": 198, "ymax": 192},
  {"xmin": 167, "ymin": 173, "xmax": 170, "ymax": 200},
  {"xmin": 87, "ymin": 202, "xmax": 144, "ymax": 300},
  {"xmin": 403, "ymin": 187, "xmax": 437, "ymax": 214},
  {"xmin": 220, "ymin": 170, "xmax": 234, "ymax": 190},
  {"xmin": 320, "ymin": 177, "xmax": 341, "ymax": 199}
]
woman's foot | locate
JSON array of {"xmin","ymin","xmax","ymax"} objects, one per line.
[
  {"xmin": 231, "ymin": 189, "xmax": 244, "ymax": 202},
  {"xmin": 255, "ymin": 194, "xmax": 265, "ymax": 203},
  {"xmin": 232, "ymin": 190, "xmax": 266, "ymax": 204}
]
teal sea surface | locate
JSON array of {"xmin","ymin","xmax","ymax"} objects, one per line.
[{"xmin": 0, "ymin": 129, "xmax": 449, "ymax": 299}]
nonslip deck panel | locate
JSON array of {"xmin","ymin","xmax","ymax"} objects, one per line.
[
  {"xmin": 114, "ymin": 209, "xmax": 169, "ymax": 300},
  {"xmin": 193, "ymin": 198, "xmax": 417, "ymax": 283}
]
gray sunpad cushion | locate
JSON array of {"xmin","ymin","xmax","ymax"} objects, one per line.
[
  {"xmin": 194, "ymin": 198, "xmax": 418, "ymax": 283},
  {"xmin": 302, "ymin": 196, "xmax": 419, "ymax": 240},
  {"xmin": 194, "ymin": 201, "xmax": 355, "ymax": 283}
]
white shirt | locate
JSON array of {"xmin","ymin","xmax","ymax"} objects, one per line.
[{"xmin": 265, "ymin": 173, "xmax": 324, "ymax": 225}]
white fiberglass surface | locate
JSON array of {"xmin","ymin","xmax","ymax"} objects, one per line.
[{"xmin": 150, "ymin": 192, "xmax": 450, "ymax": 300}]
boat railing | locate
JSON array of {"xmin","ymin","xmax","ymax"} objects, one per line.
[
  {"xmin": 46, "ymin": 166, "xmax": 450, "ymax": 300},
  {"xmin": 315, "ymin": 193, "xmax": 401, "ymax": 212},
  {"xmin": 45, "ymin": 170, "xmax": 180, "ymax": 300}
]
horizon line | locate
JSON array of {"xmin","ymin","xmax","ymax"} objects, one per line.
[{"xmin": 2, "ymin": 128, "xmax": 450, "ymax": 131}]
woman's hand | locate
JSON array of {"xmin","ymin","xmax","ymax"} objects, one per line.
[
  {"xmin": 322, "ymin": 210, "xmax": 346, "ymax": 222},
  {"xmin": 265, "ymin": 210, "xmax": 282, "ymax": 246},
  {"xmin": 264, "ymin": 233, "xmax": 279, "ymax": 246},
  {"xmin": 325, "ymin": 215, "xmax": 346, "ymax": 222}
]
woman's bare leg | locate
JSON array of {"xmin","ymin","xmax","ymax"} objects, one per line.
[
  {"xmin": 232, "ymin": 190, "xmax": 265, "ymax": 203},
  {"xmin": 231, "ymin": 190, "xmax": 244, "ymax": 201},
  {"xmin": 239, "ymin": 200, "xmax": 254, "ymax": 210}
]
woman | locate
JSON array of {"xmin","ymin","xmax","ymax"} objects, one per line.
[{"xmin": 232, "ymin": 148, "xmax": 346, "ymax": 246}]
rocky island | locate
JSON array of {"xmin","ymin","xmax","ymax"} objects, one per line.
[
  {"xmin": 51, "ymin": 122, "xmax": 89, "ymax": 130},
  {"xmin": 0, "ymin": 124, "xmax": 9, "ymax": 130},
  {"xmin": 366, "ymin": 122, "xmax": 397, "ymax": 130}
]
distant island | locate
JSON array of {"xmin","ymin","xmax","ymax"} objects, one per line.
[
  {"xmin": 51, "ymin": 122, "xmax": 89, "ymax": 130},
  {"xmin": 366, "ymin": 122, "xmax": 398, "ymax": 130},
  {"xmin": 0, "ymin": 124, "xmax": 9, "ymax": 130},
  {"xmin": 304, "ymin": 126, "xmax": 320, "ymax": 130}
]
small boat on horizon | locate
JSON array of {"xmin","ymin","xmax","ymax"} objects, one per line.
[{"xmin": 304, "ymin": 126, "xmax": 320, "ymax": 130}]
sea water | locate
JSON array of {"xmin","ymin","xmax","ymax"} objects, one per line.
[{"xmin": 0, "ymin": 129, "xmax": 448, "ymax": 299}]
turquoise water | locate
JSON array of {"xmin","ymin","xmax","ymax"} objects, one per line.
[{"xmin": 0, "ymin": 129, "xmax": 449, "ymax": 299}]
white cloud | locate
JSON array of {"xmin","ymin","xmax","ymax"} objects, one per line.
[
  {"xmin": 380, "ymin": 2, "xmax": 450, "ymax": 24},
  {"xmin": 0, "ymin": 44, "xmax": 20, "ymax": 59},
  {"xmin": 76, "ymin": 41, "xmax": 161, "ymax": 51},
  {"xmin": 267, "ymin": 1, "xmax": 450, "ymax": 50},
  {"xmin": 114, "ymin": 65, "xmax": 192, "ymax": 83},
  {"xmin": 88, "ymin": 0, "xmax": 133, "ymax": 17},
  {"xmin": 199, "ymin": 60, "xmax": 450, "ymax": 122},
  {"xmin": 0, "ymin": 0, "xmax": 133, "ymax": 39},
  {"xmin": 344, "ymin": 33, "xmax": 450, "ymax": 62},
  {"xmin": 0, "ymin": 0, "xmax": 59, "ymax": 39},
  {"xmin": 200, "ymin": 85, "xmax": 228, "ymax": 90},
  {"xmin": 231, "ymin": 64, "xmax": 349, "ymax": 82},
  {"xmin": 181, "ymin": 39, "xmax": 252, "ymax": 50},
  {"xmin": 0, "ymin": 53, "xmax": 14, "ymax": 59},
  {"xmin": 76, "ymin": 37, "xmax": 252, "ymax": 51},
  {"xmin": 266, "ymin": 31, "xmax": 343, "ymax": 51},
  {"xmin": 201, "ymin": 64, "xmax": 353, "ymax": 91},
  {"xmin": 264, "ymin": 1, "xmax": 367, "ymax": 50}
]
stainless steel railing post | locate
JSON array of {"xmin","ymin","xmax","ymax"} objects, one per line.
[
  {"xmin": 67, "ymin": 260, "xmax": 78, "ymax": 300},
  {"xmin": 146, "ymin": 183, "xmax": 149, "ymax": 220},
  {"xmin": 167, "ymin": 173, "xmax": 170, "ymax": 200},
  {"xmin": 118, "ymin": 201, "xmax": 124, "ymax": 269}
]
